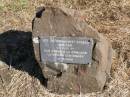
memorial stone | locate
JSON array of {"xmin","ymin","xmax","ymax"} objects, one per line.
[{"xmin": 32, "ymin": 7, "xmax": 112, "ymax": 94}]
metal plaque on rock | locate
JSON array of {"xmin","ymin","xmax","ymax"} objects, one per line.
[{"xmin": 40, "ymin": 36, "xmax": 94, "ymax": 64}]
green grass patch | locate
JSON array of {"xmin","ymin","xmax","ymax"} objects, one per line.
[
  {"xmin": 0, "ymin": 0, "xmax": 29, "ymax": 12},
  {"xmin": 0, "ymin": 1, "xmax": 5, "ymax": 11}
]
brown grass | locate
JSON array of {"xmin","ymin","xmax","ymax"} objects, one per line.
[{"xmin": 0, "ymin": 0, "xmax": 130, "ymax": 97}]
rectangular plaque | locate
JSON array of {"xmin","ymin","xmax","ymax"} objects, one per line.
[{"xmin": 39, "ymin": 36, "xmax": 94, "ymax": 64}]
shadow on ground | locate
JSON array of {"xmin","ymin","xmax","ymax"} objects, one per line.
[{"xmin": 0, "ymin": 30, "xmax": 47, "ymax": 86}]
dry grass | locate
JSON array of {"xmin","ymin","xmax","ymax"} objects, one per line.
[{"xmin": 0, "ymin": 0, "xmax": 130, "ymax": 97}]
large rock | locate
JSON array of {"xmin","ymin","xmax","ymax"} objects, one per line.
[{"xmin": 32, "ymin": 7, "xmax": 112, "ymax": 94}]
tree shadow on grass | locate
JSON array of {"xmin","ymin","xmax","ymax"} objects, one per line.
[{"xmin": 0, "ymin": 30, "xmax": 47, "ymax": 86}]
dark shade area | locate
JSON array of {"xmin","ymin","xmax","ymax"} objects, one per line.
[
  {"xmin": 36, "ymin": 7, "xmax": 45, "ymax": 18},
  {"xmin": 0, "ymin": 30, "xmax": 47, "ymax": 86}
]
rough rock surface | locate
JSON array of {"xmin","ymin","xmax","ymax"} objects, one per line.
[{"xmin": 32, "ymin": 7, "xmax": 112, "ymax": 94}]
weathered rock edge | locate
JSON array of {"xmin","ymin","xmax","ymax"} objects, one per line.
[{"xmin": 32, "ymin": 7, "xmax": 112, "ymax": 94}]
